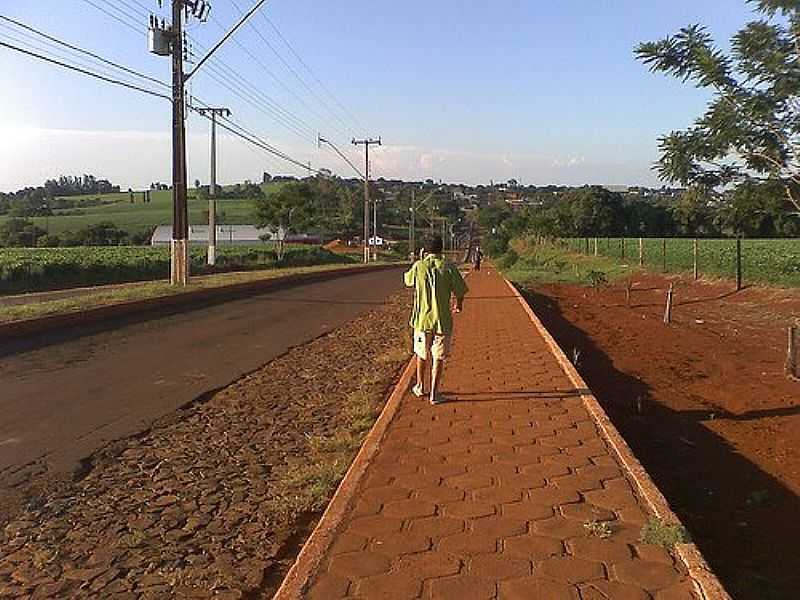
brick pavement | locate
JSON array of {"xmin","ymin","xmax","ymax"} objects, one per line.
[{"xmin": 301, "ymin": 267, "xmax": 699, "ymax": 599}]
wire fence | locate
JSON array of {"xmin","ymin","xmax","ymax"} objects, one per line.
[{"xmin": 558, "ymin": 237, "xmax": 800, "ymax": 288}]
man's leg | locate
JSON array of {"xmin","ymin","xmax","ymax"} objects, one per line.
[
  {"xmin": 416, "ymin": 355, "xmax": 426, "ymax": 392},
  {"xmin": 412, "ymin": 330, "xmax": 428, "ymax": 397},
  {"xmin": 430, "ymin": 357, "xmax": 442, "ymax": 403},
  {"xmin": 429, "ymin": 335, "xmax": 449, "ymax": 404}
]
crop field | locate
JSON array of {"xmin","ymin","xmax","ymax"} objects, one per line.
[
  {"xmin": 562, "ymin": 237, "xmax": 800, "ymax": 287},
  {"xmin": 0, "ymin": 244, "xmax": 351, "ymax": 295},
  {"xmin": 0, "ymin": 182, "xmax": 287, "ymax": 236}
]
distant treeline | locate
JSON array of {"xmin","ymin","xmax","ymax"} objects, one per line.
[
  {"xmin": 0, "ymin": 174, "xmax": 120, "ymax": 217},
  {"xmin": 479, "ymin": 183, "xmax": 800, "ymax": 255},
  {"xmin": 0, "ymin": 219, "xmax": 151, "ymax": 248}
]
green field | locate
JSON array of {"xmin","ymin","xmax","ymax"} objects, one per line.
[
  {"xmin": 0, "ymin": 244, "xmax": 352, "ymax": 295},
  {"xmin": 561, "ymin": 237, "xmax": 800, "ymax": 287},
  {"xmin": 0, "ymin": 183, "xmax": 287, "ymax": 236}
]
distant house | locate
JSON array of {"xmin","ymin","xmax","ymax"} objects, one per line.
[{"xmin": 149, "ymin": 225, "xmax": 320, "ymax": 246}]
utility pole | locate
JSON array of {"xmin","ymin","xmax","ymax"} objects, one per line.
[
  {"xmin": 196, "ymin": 106, "xmax": 230, "ymax": 266},
  {"xmin": 352, "ymin": 137, "xmax": 381, "ymax": 263},
  {"xmin": 170, "ymin": 0, "xmax": 189, "ymax": 284},
  {"xmin": 149, "ymin": 0, "xmax": 265, "ymax": 284},
  {"xmin": 373, "ymin": 197, "xmax": 379, "ymax": 259}
]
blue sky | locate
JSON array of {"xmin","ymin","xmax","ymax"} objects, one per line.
[{"xmin": 0, "ymin": 0, "xmax": 761, "ymax": 191}]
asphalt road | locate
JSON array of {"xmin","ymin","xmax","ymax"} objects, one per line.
[{"xmin": 0, "ymin": 267, "xmax": 405, "ymax": 485}]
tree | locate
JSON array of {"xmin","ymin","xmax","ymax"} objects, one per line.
[
  {"xmin": 0, "ymin": 218, "xmax": 46, "ymax": 247},
  {"xmin": 254, "ymin": 182, "xmax": 316, "ymax": 259},
  {"xmin": 636, "ymin": 1, "xmax": 800, "ymax": 213},
  {"xmin": 671, "ymin": 186, "xmax": 719, "ymax": 236}
]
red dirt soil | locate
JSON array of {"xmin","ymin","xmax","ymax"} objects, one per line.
[{"xmin": 523, "ymin": 275, "xmax": 800, "ymax": 599}]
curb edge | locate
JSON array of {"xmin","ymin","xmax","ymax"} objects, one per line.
[{"xmin": 272, "ymin": 358, "xmax": 416, "ymax": 599}]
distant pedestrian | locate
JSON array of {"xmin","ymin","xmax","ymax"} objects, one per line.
[
  {"xmin": 473, "ymin": 246, "xmax": 483, "ymax": 271},
  {"xmin": 404, "ymin": 236, "xmax": 468, "ymax": 405}
]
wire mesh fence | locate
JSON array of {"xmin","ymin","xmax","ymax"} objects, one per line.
[{"xmin": 558, "ymin": 237, "xmax": 800, "ymax": 288}]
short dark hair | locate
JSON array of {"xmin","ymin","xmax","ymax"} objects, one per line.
[{"xmin": 427, "ymin": 236, "xmax": 443, "ymax": 254}]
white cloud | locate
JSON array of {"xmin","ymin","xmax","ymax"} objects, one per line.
[{"xmin": 0, "ymin": 128, "xmax": 663, "ymax": 192}]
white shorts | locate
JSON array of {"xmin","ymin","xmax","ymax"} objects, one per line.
[{"xmin": 413, "ymin": 330, "xmax": 450, "ymax": 361}]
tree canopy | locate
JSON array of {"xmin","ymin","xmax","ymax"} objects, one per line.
[{"xmin": 635, "ymin": 0, "xmax": 800, "ymax": 214}]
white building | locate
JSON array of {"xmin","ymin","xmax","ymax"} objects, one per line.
[{"xmin": 149, "ymin": 225, "xmax": 319, "ymax": 246}]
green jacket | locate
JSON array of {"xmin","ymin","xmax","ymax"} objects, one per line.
[{"xmin": 404, "ymin": 254, "xmax": 468, "ymax": 335}]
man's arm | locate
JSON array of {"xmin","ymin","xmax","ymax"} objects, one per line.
[
  {"xmin": 450, "ymin": 265, "xmax": 468, "ymax": 311},
  {"xmin": 404, "ymin": 262, "xmax": 418, "ymax": 287}
]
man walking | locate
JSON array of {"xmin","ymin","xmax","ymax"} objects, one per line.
[{"xmin": 404, "ymin": 236, "xmax": 468, "ymax": 405}]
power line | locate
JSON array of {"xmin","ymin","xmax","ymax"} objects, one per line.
[
  {"xmin": 206, "ymin": 15, "xmax": 350, "ymax": 140},
  {"xmin": 78, "ymin": 0, "xmax": 145, "ymax": 36},
  {"xmin": 0, "ymin": 39, "xmax": 170, "ymax": 100},
  {"xmin": 263, "ymin": 14, "xmax": 364, "ymax": 133},
  {"xmin": 202, "ymin": 109, "xmax": 321, "ymax": 174},
  {"xmin": 192, "ymin": 55, "xmax": 315, "ymax": 141},
  {"xmin": 187, "ymin": 35, "xmax": 324, "ymax": 141},
  {"xmin": 0, "ymin": 14, "xmax": 168, "ymax": 90},
  {"xmin": 226, "ymin": 0, "xmax": 356, "ymax": 137}
]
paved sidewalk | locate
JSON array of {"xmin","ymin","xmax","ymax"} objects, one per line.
[{"xmin": 303, "ymin": 268, "xmax": 697, "ymax": 599}]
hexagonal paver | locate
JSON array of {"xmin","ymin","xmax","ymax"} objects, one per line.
[
  {"xmin": 393, "ymin": 472, "xmax": 442, "ymax": 489},
  {"xmin": 550, "ymin": 473, "xmax": 604, "ymax": 492},
  {"xmin": 559, "ymin": 502, "xmax": 615, "ymax": 523},
  {"xmin": 329, "ymin": 532, "xmax": 368, "ymax": 556},
  {"xmin": 415, "ymin": 485, "xmax": 465, "ymax": 503},
  {"xmin": 634, "ymin": 544, "xmax": 674, "ymax": 565},
  {"xmin": 472, "ymin": 485, "xmax": 523, "ymax": 504},
  {"xmin": 521, "ymin": 463, "xmax": 571, "ymax": 480},
  {"xmin": 528, "ymin": 487, "xmax": 581, "ymax": 507},
  {"xmin": 533, "ymin": 516, "xmax": 590, "ymax": 540},
  {"xmin": 360, "ymin": 485, "xmax": 412, "ymax": 504},
  {"xmin": 347, "ymin": 515, "xmax": 403, "ymax": 537},
  {"xmin": 577, "ymin": 465, "xmax": 623, "ymax": 481},
  {"xmin": 328, "ymin": 551, "xmax": 391, "ymax": 578},
  {"xmin": 425, "ymin": 575, "xmax": 496, "ymax": 600},
  {"xmin": 422, "ymin": 463, "xmax": 467, "ymax": 479},
  {"xmin": 356, "ymin": 571, "xmax": 423, "ymax": 600},
  {"xmin": 471, "ymin": 515, "xmax": 527, "ymax": 538},
  {"xmin": 567, "ymin": 536, "xmax": 634, "ymax": 564},
  {"xmin": 442, "ymin": 499, "xmax": 496, "ymax": 520},
  {"xmin": 584, "ymin": 488, "xmax": 640, "ymax": 511},
  {"xmin": 537, "ymin": 556, "xmax": 605, "ymax": 583},
  {"xmin": 468, "ymin": 553, "xmax": 531, "ymax": 579},
  {"xmin": 308, "ymin": 573, "xmax": 350, "ymax": 600},
  {"xmin": 383, "ymin": 499, "xmax": 437, "ymax": 520},
  {"xmin": 501, "ymin": 500, "xmax": 554, "ymax": 522},
  {"xmin": 580, "ymin": 580, "xmax": 650, "ymax": 600},
  {"xmin": 408, "ymin": 515, "xmax": 465, "ymax": 539},
  {"xmin": 395, "ymin": 551, "xmax": 461, "ymax": 579},
  {"xmin": 613, "ymin": 560, "xmax": 685, "ymax": 591},
  {"xmin": 500, "ymin": 577, "xmax": 580, "ymax": 600},
  {"xmin": 438, "ymin": 531, "xmax": 498, "ymax": 556},
  {"xmin": 369, "ymin": 532, "xmax": 431, "ymax": 557},
  {"xmin": 504, "ymin": 534, "xmax": 564, "ymax": 560},
  {"xmin": 446, "ymin": 473, "xmax": 493, "ymax": 490},
  {"xmin": 654, "ymin": 581, "xmax": 700, "ymax": 599}
]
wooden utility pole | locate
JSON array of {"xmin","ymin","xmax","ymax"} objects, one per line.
[
  {"xmin": 352, "ymin": 137, "xmax": 381, "ymax": 263},
  {"xmin": 664, "ymin": 283, "xmax": 674, "ymax": 324},
  {"xmin": 736, "ymin": 237, "xmax": 743, "ymax": 291},
  {"xmin": 196, "ymin": 106, "xmax": 230, "ymax": 266},
  {"xmin": 170, "ymin": 0, "xmax": 189, "ymax": 284},
  {"xmin": 787, "ymin": 325, "xmax": 798, "ymax": 379},
  {"xmin": 150, "ymin": 0, "xmax": 265, "ymax": 283},
  {"xmin": 639, "ymin": 237, "xmax": 644, "ymax": 266}
]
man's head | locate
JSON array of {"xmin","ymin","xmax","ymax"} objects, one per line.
[{"xmin": 427, "ymin": 236, "xmax": 444, "ymax": 255}]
